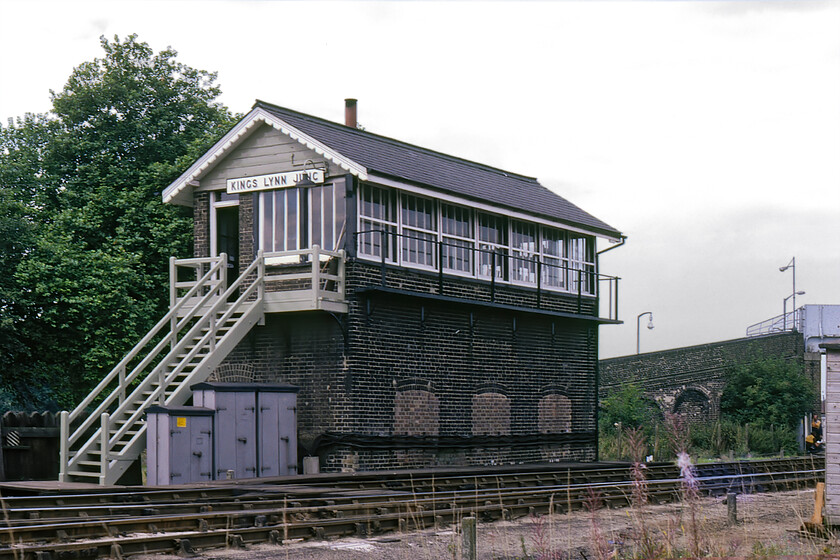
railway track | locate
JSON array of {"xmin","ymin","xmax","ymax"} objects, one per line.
[{"xmin": 0, "ymin": 456, "xmax": 824, "ymax": 559}]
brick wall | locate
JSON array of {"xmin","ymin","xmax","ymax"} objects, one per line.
[
  {"xmin": 194, "ymin": 188, "xmax": 602, "ymax": 472},
  {"xmin": 212, "ymin": 258, "xmax": 601, "ymax": 471},
  {"xmin": 472, "ymin": 393, "xmax": 511, "ymax": 436},
  {"xmin": 238, "ymin": 193, "xmax": 255, "ymax": 271},
  {"xmin": 394, "ymin": 389, "xmax": 440, "ymax": 436},
  {"xmin": 193, "ymin": 192, "xmax": 210, "ymax": 258},
  {"xmin": 538, "ymin": 394, "xmax": 572, "ymax": 433}
]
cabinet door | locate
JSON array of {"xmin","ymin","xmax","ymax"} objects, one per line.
[
  {"xmin": 168, "ymin": 416, "xmax": 191, "ymax": 485},
  {"xmin": 189, "ymin": 417, "xmax": 213, "ymax": 482},
  {"xmin": 213, "ymin": 392, "xmax": 237, "ymax": 478},
  {"xmin": 258, "ymin": 393, "xmax": 281, "ymax": 477},
  {"xmin": 279, "ymin": 393, "xmax": 297, "ymax": 474},
  {"xmin": 234, "ymin": 392, "xmax": 258, "ymax": 478}
]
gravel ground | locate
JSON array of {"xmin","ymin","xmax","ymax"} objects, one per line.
[{"xmin": 139, "ymin": 488, "xmax": 837, "ymax": 559}]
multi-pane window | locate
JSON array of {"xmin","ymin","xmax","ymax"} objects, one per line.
[
  {"xmin": 354, "ymin": 184, "xmax": 597, "ymax": 296},
  {"xmin": 568, "ymin": 232, "xmax": 595, "ymax": 294},
  {"xmin": 261, "ymin": 188, "xmax": 302, "ymax": 252},
  {"xmin": 477, "ymin": 213, "xmax": 507, "ymax": 280},
  {"xmin": 541, "ymin": 227, "xmax": 566, "ymax": 289},
  {"xmin": 401, "ymin": 194, "xmax": 436, "ymax": 268},
  {"xmin": 309, "ymin": 184, "xmax": 346, "ymax": 251},
  {"xmin": 510, "ymin": 220, "xmax": 538, "ymax": 284},
  {"xmin": 441, "ymin": 204, "xmax": 473, "ymax": 274},
  {"xmin": 358, "ymin": 184, "xmax": 397, "ymax": 261},
  {"xmin": 259, "ymin": 182, "xmax": 346, "ymax": 254}
]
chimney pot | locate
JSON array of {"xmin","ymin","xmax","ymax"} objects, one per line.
[{"xmin": 345, "ymin": 98, "xmax": 357, "ymax": 128}]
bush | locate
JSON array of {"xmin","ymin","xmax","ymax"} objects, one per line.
[
  {"xmin": 599, "ymin": 383, "xmax": 661, "ymax": 435},
  {"xmin": 720, "ymin": 357, "xmax": 816, "ymax": 429}
]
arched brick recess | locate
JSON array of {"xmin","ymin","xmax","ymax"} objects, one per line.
[
  {"xmin": 672, "ymin": 388, "xmax": 711, "ymax": 422},
  {"xmin": 394, "ymin": 389, "xmax": 439, "ymax": 436},
  {"xmin": 472, "ymin": 392, "xmax": 511, "ymax": 435},
  {"xmin": 538, "ymin": 394, "xmax": 572, "ymax": 433},
  {"xmin": 210, "ymin": 363, "xmax": 256, "ymax": 383}
]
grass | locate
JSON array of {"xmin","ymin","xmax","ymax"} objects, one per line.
[{"xmin": 599, "ymin": 419, "xmax": 800, "ymax": 463}]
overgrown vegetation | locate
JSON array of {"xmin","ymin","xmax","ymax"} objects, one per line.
[
  {"xmin": 0, "ymin": 35, "xmax": 235, "ymax": 411},
  {"xmin": 600, "ymin": 357, "xmax": 815, "ymax": 461}
]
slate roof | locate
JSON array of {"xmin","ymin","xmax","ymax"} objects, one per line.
[{"xmin": 255, "ymin": 101, "xmax": 621, "ymax": 239}]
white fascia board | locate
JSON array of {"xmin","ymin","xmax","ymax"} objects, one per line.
[
  {"xmin": 367, "ymin": 173, "xmax": 621, "ymax": 242},
  {"xmin": 162, "ymin": 108, "xmax": 368, "ymax": 206}
]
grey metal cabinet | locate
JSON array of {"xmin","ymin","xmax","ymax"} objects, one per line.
[
  {"xmin": 192, "ymin": 382, "xmax": 299, "ymax": 479},
  {"xmin": 258, "ymin": 390, "xmax": 298, "ymax": 476},
  {"xmin": 192, "ymin": 385, "xmax": 257, "ymax": 479},
  {"xmin": 146, "ymin": 406, "xmax": 213, "ymax": 486}
]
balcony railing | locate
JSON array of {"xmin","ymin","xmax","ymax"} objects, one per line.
[
  {"xmin": 354, "ymin": 229, "xmax": 619, "ymax": 321},
  {"xmin": 170, "ymin": 247, "xmax": 347, "ymax": 315}
]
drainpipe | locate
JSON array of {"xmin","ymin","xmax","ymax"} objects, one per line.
[{"xmin": 596, "ymin": 236, "xmax": 626, "ymax": 322}]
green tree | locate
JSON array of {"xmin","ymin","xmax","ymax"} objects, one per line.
[
  {"xmin": 600, "ymin": 382, "xmax": 662, "ymax": 433},
  {"xmin": 0, "ymin": 35, "xmax": 235, "ymax": 409},
  {"xmin": 720, "ymin": 357, "xmax": 816, "ymax": 428}
]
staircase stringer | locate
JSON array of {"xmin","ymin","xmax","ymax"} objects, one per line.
[
  {"xmin": 100, "ymin": 300, "xmax": 265, "ymax": 485},
  {"xmin": 60, "ymin": 252, "xmax": 266, "ymax": 485}
]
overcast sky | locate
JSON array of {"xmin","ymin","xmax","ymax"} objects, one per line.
[{"xmin": 1, "ymin": 0, "xmax": 838, "ymax": 358}]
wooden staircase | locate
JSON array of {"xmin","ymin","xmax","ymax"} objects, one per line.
[{"xmin": 59, "ymin": 253, "xmax": 265, "ymax": 485}]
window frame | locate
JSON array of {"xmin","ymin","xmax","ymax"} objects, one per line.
[
  {"xmin": 400, "ymin": 193, "xmax": 438, "ymax": 271},
  {"xmin": 357, "ymin": 183, "xmax": 398, "ymax": 263},
  {"xmin": 307, "ymin": 182, "xmax": 346, "ymax": 252},
  {"xmin": 259, "ymin": 187, "xmax": 305, "ymax": 254},
  {"xmin": 440, "ymin": 203, "xmax": 476, "ymax": 278},
  {"xmin": 355, "ymin": 183, "xmax": 598, "ymax": 297}
]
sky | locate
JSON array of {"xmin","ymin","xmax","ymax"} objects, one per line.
[{"xmin": 1, "ymin": 0, "xmax": 838, "ymax": 359}]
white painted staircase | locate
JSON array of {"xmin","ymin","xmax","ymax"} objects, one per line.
[{"xmin": 59, "ymin": 253, "xmax": 265, "ymax": 485}]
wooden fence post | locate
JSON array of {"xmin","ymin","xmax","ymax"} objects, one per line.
[{"xmin": 461, "ymin": 516, "xmax": 476, "ymax": 560}]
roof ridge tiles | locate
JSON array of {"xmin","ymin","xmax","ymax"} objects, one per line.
[{"xmin": 253, "ymin": 99, "xmax": 539, "ymax": 183}]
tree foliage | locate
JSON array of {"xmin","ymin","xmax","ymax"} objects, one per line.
[
  {"xmin": 599, "ymin": 382, "xmax": 662, "ymax": 434},
  {"xmin": 0, "ymin": 35, "xmax": 235, "ymax": 410},
  {"xmin": 720, "ymin": 357, "xmax": 816, "ymax": 428}
]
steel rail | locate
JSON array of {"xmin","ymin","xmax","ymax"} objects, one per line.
[
  {"xmin": 0, "ymin": 456, "xmax": 819, "ymax": 509},
  {"xmin": 0, "ymin": 458, "xmax": 815, "ymax": 524},
  {"xmin": 0, "ymin": 457, "xmax": 821, "ymax": 524},
  {"xmin": 0, "ymin": 463, "xmax": 823, "ymax": 558},
  {"xmin": 3, "ymin": 471, "xmax": 823, "ymax": 560}
]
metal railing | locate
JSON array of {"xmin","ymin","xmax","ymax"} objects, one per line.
[
  {"xmin": 354, "ymin": 229, "xmax": 619, "ymax": 321},
  {"xmin": 746, "ymin": 308, "xmax": 802, "ymax": 337}
]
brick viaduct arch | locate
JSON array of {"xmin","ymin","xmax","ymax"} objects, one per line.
[{"xmin": 600, "ymin": 332, "xmax": 815, "ymax": 423}]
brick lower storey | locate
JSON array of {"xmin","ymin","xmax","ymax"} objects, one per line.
[{"xmin": 212, "ymin": 266, "xmax": 601, "ymax": 472}]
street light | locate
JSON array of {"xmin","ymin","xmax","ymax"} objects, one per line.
[
  {"xmin": 780, "ymin": 257, "xmax": 801, "ymax": 331},
  {"xmin": 783, "ymin": 291, "xmax": 806, "ymax": 331},
  {"xmin": 780, "ymin": 257, "xmax": 798, "ymax": 314},
  {"xmin": 637, "ymin": 311, "xmax": 654, "ymax": 354}
]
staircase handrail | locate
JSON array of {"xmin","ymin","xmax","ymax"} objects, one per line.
[
  {"xmin": 67, "ymin": 255, "xmax": 226, "ymax": 424},
  {"xmin": 65, "ymin": 256, "xmax": 227, "ymax": 447},
  {"xmin": 169, "ymin": 255, "xmax": 226, "ymax": 306},
  {"xmin": 103, "ymin": 253, "xmax": 265, "ymax": 457},
  {"xmin": 67, "ymin": 270, "xmax": 231, "ymax": 465}
]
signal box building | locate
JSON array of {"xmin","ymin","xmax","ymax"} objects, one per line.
[{"xmin": 59, "ymin": 100, "xmax": 623, "ymax": 483}]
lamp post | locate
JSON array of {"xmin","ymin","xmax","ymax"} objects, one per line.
[
  {"xmin": 783, "ymin": 291, "xmax": 806, "ymax": 331},
  {"xmin": 780, "ymin": 257, "xmax": 802, "ymax": 332},
  {"xmin": 780, "ymin": 257, "xmax": 798, "ymax": 313},
  {"xmin": 636, "ymin": 312, "xmax": 654, "ymax": 354}
]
